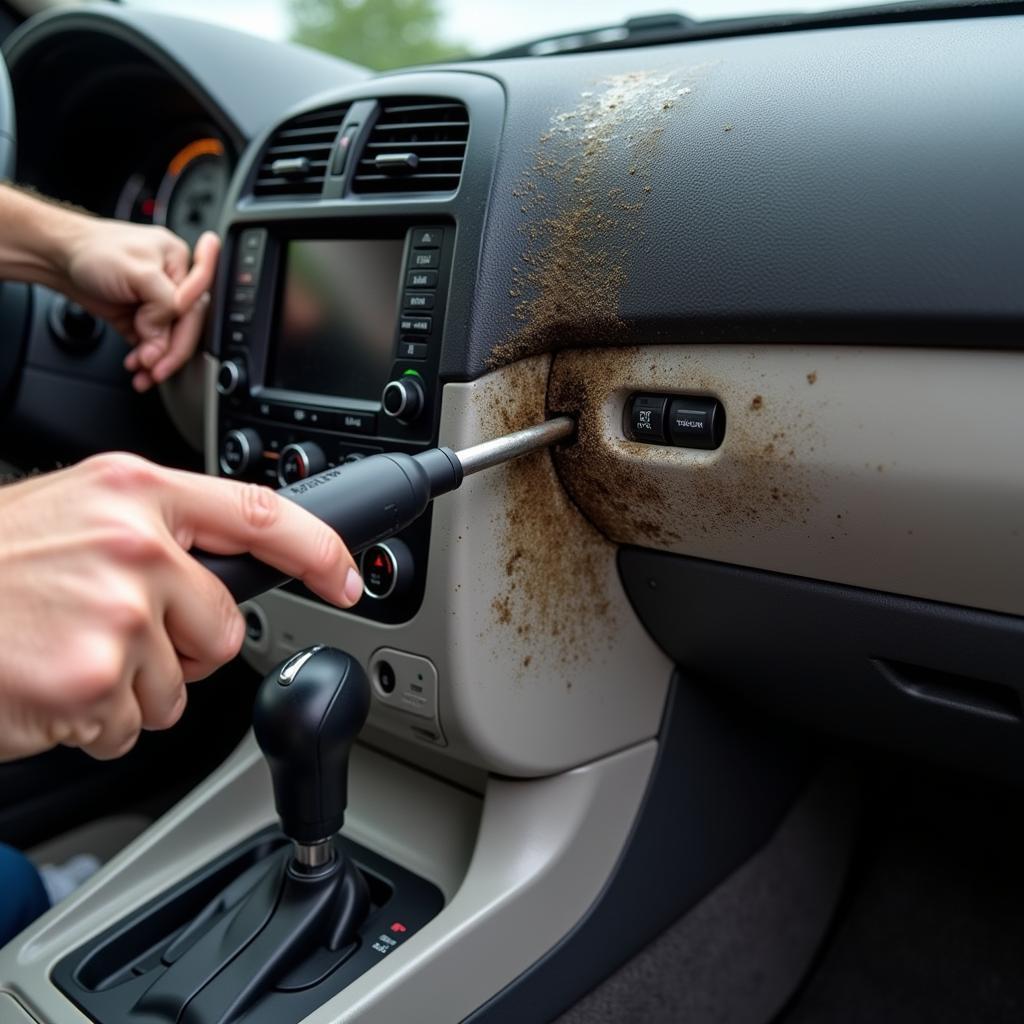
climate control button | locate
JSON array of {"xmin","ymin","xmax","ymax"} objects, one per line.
[
  {"xmin": 277, "ymin": 442, "xmax": 326, "ymax": 486},
  {"xmin": 219, "ymin": 428, "xmax": 262, "ymax": 477}
]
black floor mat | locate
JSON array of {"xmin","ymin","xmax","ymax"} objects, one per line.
[{"xmin": 778, "ymin": 761, "xmax": 1024, "ymax": 1024}]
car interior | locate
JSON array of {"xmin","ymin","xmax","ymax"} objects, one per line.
[{"xmin": 0, "ymin": 0, "xmax": 1022, "ymax": 1021}]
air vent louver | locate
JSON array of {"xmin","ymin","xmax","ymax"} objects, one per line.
[
  {"xmin": 252, "ymin": 104, "xmax": 350, "ymax": 199},
  {"xmin": 353, "ymin": 98, "xmax": 468, "ymax": 194}
]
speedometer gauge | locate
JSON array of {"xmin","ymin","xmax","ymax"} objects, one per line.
[{"xmin": 153, "ymin": 137, "xmax": 230, "ymax": 249}]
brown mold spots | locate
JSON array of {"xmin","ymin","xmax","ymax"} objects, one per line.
[
  {"xmin": 750, "ymin": 395, "xmax": 764, "ymax": 411},
  {"xmin": 807, "ymin": 371, "xmax": 818, "ymax": 385},
  {"xmin": 475, "ymin": 358, "xmax": 617, "ymax": 673},
  {"xmin": 490, "ymin": 69, "xmax": 709, "ymax": 369},
  {"xmin": 548, "ymin": 348, "xmax": 820, "ymax": 544}
]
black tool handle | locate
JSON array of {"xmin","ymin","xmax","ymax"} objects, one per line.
[{"xmin": 194, "ymin": 447, "xmax": 462, "ymax": 604}]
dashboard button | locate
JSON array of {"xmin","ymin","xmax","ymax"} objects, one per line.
[
  {"xmin": 240, "ymin": 229, "xmax": 266, "ymax": 252},
  {"xmin": 228, "ymin": 309, "xmax": 252, "ymax": 325},
  {"xmin": 362, "ymin": 539, "xmax": 413, "ymax": 600},
  {"xmin": 260, "ymin": 402, "xmax": 292, "ymax": 421},
  {"xmin": 231, "ymin": 286, "xmax": 256, "ymax": 305},
  {"xmin": 668, "ymin": 396, "xmax": 725, "ymax": 450},
  {"xmin": 406, "ymin": 270, "xmax": 438, "ymax": 289},
  {"xmin": 403, "ymin": 292, "xmax": 434, "ymax": 310},
  {"xmin": 399, "ymin": 316, "xmax": 431, "ymax": 334},
  {"xmin": 335, "ymin": 410, "xmax": 377, "ymax": 435},
  {"xmin": 628, "ymin": 395, "xmax": 669, "ymax": 442},
  {"xmin": 411, "ymin": 228, "xmax": 443, "ymax": 248},
  {"xmin": 363, "ymin": 545, "xmax": 397, "ymax": 598},
  {"xmin": 409, "ymin": 250, "xmax": 439, "ymax": 270},
  {"xmin": 399, "ymin": 340, "xmax": 428, "ymax": 360}
]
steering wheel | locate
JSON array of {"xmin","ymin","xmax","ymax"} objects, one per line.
[
  {"xmin": 0, "ymin": 48, "xmax": 12, "ymax": 177},
  {"xmin": 0, "ymin": 47, "xmax": 25, "ymax": 422}
]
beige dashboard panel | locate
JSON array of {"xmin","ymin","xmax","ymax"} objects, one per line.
[
  {"xmin": 0, "ymin": 993, "xmax": 40, "ymax": 1022},
  {"xmin": 548, "ymin": 345, "xmax": 1024, "ymax": 616},
  {"xmin": 221, "ymin": 356, "xmax": 673, "ymax": 777}
]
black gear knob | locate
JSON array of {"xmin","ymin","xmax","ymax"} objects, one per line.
[{"xmin": 252, "ymin": 646, "xmax": 370, "ymax": 846}]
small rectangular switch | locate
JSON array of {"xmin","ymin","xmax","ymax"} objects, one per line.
[
  {"xmin": 628, "ymin": 395, "xmax": 669, "ymax": 442},
  {"xmin": 668, "ymin": 396, "xmax": 725, "ymax": 450}
]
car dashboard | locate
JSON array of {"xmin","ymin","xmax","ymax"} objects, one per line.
[{"xmin": 1, "ymin": 5, "xmax": 1023, "ymax": 1023}]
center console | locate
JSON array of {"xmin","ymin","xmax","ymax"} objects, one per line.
[{"xmin": 214, "ymin": 223, "xmax": 454, "ymax": 623}]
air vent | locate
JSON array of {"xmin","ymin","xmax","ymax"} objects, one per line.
[
  {"xmin": 252, "ymin": 104, "xmax": 350, "ymax": 199},
  {"xmin": 352, "ymin": 98, "xmax": 468, "ymax": 194}
]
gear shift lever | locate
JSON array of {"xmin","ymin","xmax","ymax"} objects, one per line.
[
  {"xmin": 252, "ymin": 645, "xmax": 370, "ymax": 869},
  {"xmin": 134, "ymin": 646, "xmax": 373, "ymax": 1024}
]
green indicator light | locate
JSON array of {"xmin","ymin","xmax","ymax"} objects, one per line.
[{"xmin": 402, "ymin": 369, "xmax": 423, "ymax": 378}]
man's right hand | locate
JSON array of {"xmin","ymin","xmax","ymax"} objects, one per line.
[{"xmin": 0, "ymin": 454, "xmax": 364, "ymax": 763}]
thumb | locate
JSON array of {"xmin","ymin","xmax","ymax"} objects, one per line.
[
  {"xmin": 175, "ymin": 232, "xmax": 221, "ymax": 316},
  {"xmin": 132, "ymin": 267, "xmax": 178, "ymax": 346}
]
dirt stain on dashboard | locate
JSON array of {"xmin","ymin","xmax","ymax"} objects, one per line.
[
  {"xmin": 490, "ymin": 67, "xmax": 711, "ymax": 369},
  {"xmin": 548, "ymin": 347, "xmax": 821, "ymax": 545},
  {"xmin": 474, "ymin": 357, "xmax": 617, "ymax": 677}
]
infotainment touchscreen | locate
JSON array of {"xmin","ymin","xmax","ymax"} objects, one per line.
[{"xmin": 269, "ymin": 239, "xmax": 404, "ymax": 403}]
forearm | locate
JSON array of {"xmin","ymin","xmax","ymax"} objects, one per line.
[{"xmin": 0, "ymin": 184, "xmax": 90, "ymax": 289}]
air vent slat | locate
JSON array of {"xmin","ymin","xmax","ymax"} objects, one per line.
[
  {"xmin": 371, "ymin": 120, "xmax": 469, "ymax": 132},
  {"xmin": 274, "ymin": 127, "xmax": 342, "ymax": 141},
  {"xmin": 365, "ymin": 140, "xmax": 465, "ymax": 150},
  {"xmin": 251, "ymin": 103, "xmax": 350, "ymax": 200},
  {"xmin": 352, "ymin": 97, "xmax": 468, "ymax": 196},
  {"xmin": 354, "ymin": 174, "xmax": 462, "ymax": 182},
  {"xmin": 266, "ymin": 142, "xmax": 334, "ymax": 156},
  {"xmin": 380, "ymin": 102, "xmax": 461, "ymax": 113}
]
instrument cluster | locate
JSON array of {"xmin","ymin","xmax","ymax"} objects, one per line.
[{"xmin": 114, "ymin": 130, "xmax": 231, "ymax": 248}]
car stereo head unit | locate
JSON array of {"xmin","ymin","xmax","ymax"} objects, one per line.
[
  {"xmin": 213, "ymin": 223, "xmax": 452, "ymax": 624},
  {"xmin": 215, "ymin": 223, "xmax": 452, "ymax": 488}
]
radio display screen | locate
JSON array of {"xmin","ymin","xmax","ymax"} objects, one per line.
[{"xmin": 269, "ymin": 239, "xmax": 404, "ymax": 403}]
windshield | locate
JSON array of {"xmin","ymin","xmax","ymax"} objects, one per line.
[{"xmin": 121, "ymin": 0, "xmax": 961, "ymax": 68}]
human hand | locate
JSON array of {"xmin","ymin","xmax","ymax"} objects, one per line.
[
  {"xmin": 60, "ymin": 219, "xmax": 220, "ymax": 392},
  {"xmin": 0, "ymin": 454, "xmax": 364, "ymax": 762}
]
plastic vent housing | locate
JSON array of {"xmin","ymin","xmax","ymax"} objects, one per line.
[
  {"xmin": 252, "ymin": 104, "xmax": 350, "ymax": 199},
  {"xmin": 352, "ymin": 98, "xmax": 468, "ymax": 194}
]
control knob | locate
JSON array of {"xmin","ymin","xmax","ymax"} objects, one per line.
[
  {"xmin": 219, "ymin": 428, "xmax": 262, "ymax": 477},
  {"xmin": 381, "ymin": 374, "xmax": 425, "ymax": 424},
  {"xmin": 278, "ymin": 442, "xmax": 327, "ymax": 486},
  {"xmin": 216, "ymin": 359, "xmax": 247, "ymax": 396}
]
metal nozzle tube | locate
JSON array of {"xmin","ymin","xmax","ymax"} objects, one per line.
[{"xmin": 454, "ymin": 416, "xmax": 575, "ymax": 478}]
